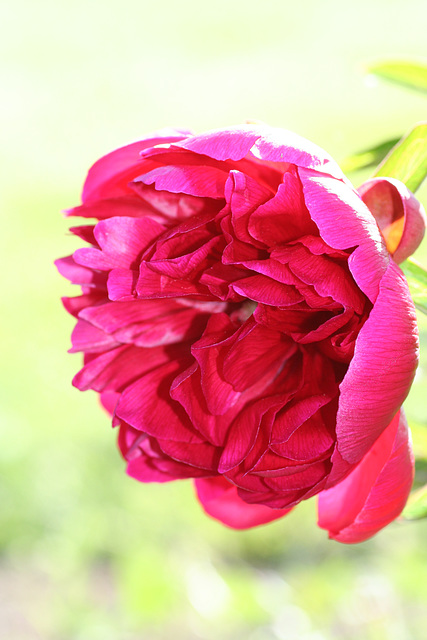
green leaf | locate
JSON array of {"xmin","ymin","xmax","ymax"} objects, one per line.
[
  {"xmin": 402, "ymin": 484, "xmax": 427, "ymax": 520},
  {"xmin": 367, "ymin": 59, "xmax": 427, "ymax": 93},
  {"xmin": 400, "ymin": 258, "xmax": 427, "ymax": 315},
  {"xmin": 341, "ymin": 138, "xmax": 400, "ymax": 173},
  {"xmin": 373, "ymin": 122, "xmax": 427, "ymax": 192}
]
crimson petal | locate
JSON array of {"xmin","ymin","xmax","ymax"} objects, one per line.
[
  {"xmin": 195, "ymin": 476, "xmax": 291, "ymax": 529},
  {"xmin": 318, "ymin": 410, "xmax": 414, "ymax": 543}
]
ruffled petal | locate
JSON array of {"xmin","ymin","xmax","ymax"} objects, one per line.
[
  {"xmin": 82, "ymin": 129, "xmax": 191, "ymax": 203},
  {"xmin": 115, "ymin": 359, "xmax": 203, "ymax": 443},
  {"xmin": 299, "ymin": 168, "xmax": 389, "ymax": 303},
  {"xmin": 176, "ymin": 125, "xmax": 346, "ymax": 180},
  {"xmin": 79, "ymin": 299, "xmax": 209, "ymax": 347},
  {"xmin": 318, "ymin": 410, "xmax": 414, "ymax": 543},
  {"xmin": 74, "ymin": 217, "xmax": 165, "ymax": 271},
  {"xmin": 195, "ymin": 476, "xmax": 291, "ymax": 529},
  {"xmin": 335, "ymin": 260, "xmax": 418, "ymax": 465}
]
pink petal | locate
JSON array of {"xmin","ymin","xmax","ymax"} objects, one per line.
[
  {"xmin": 135, "ymin": 263, "xmax": 210, "ymax": 299},
  {"xmin": 119, "ymin": 425, "xmax": 209, "ymax": 482},
  {"xmin": 157, "ymin": 438, "xmax": 220, "ymax": 472},
  {"xmin": 176, "ymin": 125, "xmax": 346, "ymax": 180},
  {"xmin": 225, "ymin": 170, "xmax": 273, "ymax": 246},
  {"xmin": 248, "ymin": 174, "xmax": 318, "ymax": 245},
  {"xmin": 55, "ymin": 256, "xmax": 107, "ymax": 289},
  {"xmin": 218, "ymin": 398, "xmax": 278, "ymax": 474},
  {"xmin": 233, "ymin": 274, "xmax": 303, "ymax": 306},
  {"xmin": 263, "ymin": 460, "xmax": 329, "ymax": 492},
  {"xmin": 219, "ymin": 351, "xmax": 303, "ymax": 473},
  {"xmin": 271, "ymin": 243, "xmax": 366, "ymax": 313},
  {"xmin": 335, "ymin": 260, "xmax": 418, "ymax": 465},
  {"xmin": 135, "ymin": 164, "xmax": 227, "ymax": 199},
  {"xmin": 177, "ymin": 127, "xmax": 264, "ymax": 162},
  {"xmin": 146, "ymin": 236, "xmax": 222, "ymax": 279},
  {"xmin": 74, "ymin": 217, "xmax": 165, "ymax": 271},
  {"xmin": 73, "ymin": 343, "xmax": 172, "ymax": 392},
  {"xmin": 68, "ymin": 196, "xmax": 149, "ymax": 221},
  {"xmin": 318, "ymin": 410, "xmax": 414, "ymax": 543},
  {"xmin": 62, "ymin": 291, "xmax": 106, "ymax": 317},
  {"xmin": 82, "ymin": 129, "xmax": 191, "ymax": 203},
  {"xmin": 195, "ymin": 476, "xmax": 291, "ymax": 529},
  {"xmin": 70, "ymin": 319, "xmax": 121, "ymax": 353},
  {"xmin": 222, "ymin": 321, "xmax": 295, "ymax": 391},
  {"xmin": 299, "ymin": 168, "xmax": 389, "ymax": 303},
  {"xmin": 191, "ymin": 314, "xmax": 241, "ymax": 415},
  {"xmin": 170, "ymin": 363, "xmax": 237, "ymax": 446},
  {"xmin": 358, "ymin": 177, "xmax": 426, "ymax": 264},
  {"xmin": 115, "ymin": 360, "xmax": 204, "ymax": 443},
  {"xmin": 269, "ymin": 413, "xmax": 334, "ymax": 461},
  {"xmin": 80, "ymin": 299, "xmax": 209, "ymax": 347},
  {"xmin": 130, "ymin": 184, "xmax": 209, "ymax": 221},
  {"xmin": 107, "ymin": 268, "xmax": 138, "ymax": 301}
]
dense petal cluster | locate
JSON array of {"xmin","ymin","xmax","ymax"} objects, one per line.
[{"xmin": 57, "ymin": 125, "xmax": 425, "ymax": 543}]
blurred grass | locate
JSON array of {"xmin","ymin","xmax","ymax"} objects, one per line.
[{"xmin": 1, "ymin": 0, "xmax": 427, "ymax": 638}]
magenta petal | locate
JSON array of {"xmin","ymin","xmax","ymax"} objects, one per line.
[
  {"xmin": 80, "ymin": 299, "xmax": 208, "ymax": 347},
  {"xmin": 74, "ymin": 217, "xmax": 165, "ymax": 271},
  {"xmin": 135, "ymin": 263, "xmax": 209, "ymax": 299},
  {"xmin": 62, "ymin": 291, "xmax": 105, "ymax": 317},
  {"xmin": 336, "ymin": 260, "xmax": 418, "ymax": 464},
  {"xmin": 107, "ymin": 268, "xmax": 138, "ymax": 301},
  {"xmin": 233, "ymin": 274, "xmax": 301, "ymax": 306},
  {"xmin": 271, "ymin": 244, "xmax": 366, "ymax": 313},
  {"xmin": 191, "ymin": 315, "xmax": 241, "ymax": 416},
  {"xmin": 222, "ymin": 323, "xmax": 294, "ymax": 391},
  {"xmin": 70, "ymin": 319, "xmax": 121, "ymax": 353},
  {"xmin": 119, "ymin": 425, "xmax": 208, "ymax": 482},
  {"xmin": 299, "ymin": 168, "xmax": 389, "ymax": 303},
  {"xmin": 73, "ymin": 344, "xmax": 171, "ymax": 392},
  {"xmin": 318, "ymin": 410, "xmax": 414, "ymax": 543},
  {"xmin": 82, "ymin": 129, "xmax": 191, "ymax": 203},
  {"xmin": 69, "ymin": 196, "xmax": 153, "ymax": 221},
  {"xmin": 170, "ymin": 363, "xmax": 238, "ymax": 446},
  {"xmin": 55, "ymin": 256, "xmax": 107, "ymax": 289},
  {"xmin": 177, "ymin": 125, "xmax": 345, "ymax": 180},
  {"xmin": 195, "ymin": 477, "xmax": 291, "ymax": 529},
  {"xmin": 248, "ymin": 175, "xmax": 317, "ymax": 245},
  {"xmin": 135, "ymin": 164, "xmax": 227, "ymax": 199},
  {"xmin": 358, "ymin": 177, "xmax": 427, "ymax": 264},
  {"xmin": 158, "ymin": 438, "xmax": 220, "ymax": 472},
  {"xmin": 116, "ymin": 360, "xmax": 203, "ymax": 443},
  {"xmin": 219, "ymin": 398, "xmax": 279, "ymax": 473}
]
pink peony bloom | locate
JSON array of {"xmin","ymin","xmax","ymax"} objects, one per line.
[{"xmin": 56, "ymin": 125, "xmax": 426, "ymax": 543}]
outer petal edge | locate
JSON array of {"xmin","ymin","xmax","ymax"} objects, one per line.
[
  {"xmin": 195, "ymin": 476, "xmax": 291, "ymax": 529},
  {"xmin": 318, "ymin": 410, "xmax": 414, "ymax": 543}
]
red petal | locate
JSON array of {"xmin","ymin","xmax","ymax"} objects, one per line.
[
  {"xmin": 318, "ymin": 410, "xmax": 414, "ymax": 543},
  {"xmin": 299, "ymin": 168, "xmax": 389, "ymax": 303},
  {"xmin": 82, "ymin": 129, "xmax": 191, "ymax": 203},
  {"xmin": 55, "ymin": 256, "xmax": 107, "ymax": 289},
  {"xmin": 248, "ymin": 174, "xmax": 317, "ymax": 245},
  {"xmin": 115, "ymin": 360, "xmax": 203, "ymax": 443},
  {"xmin": 177, "ymin": 125, "xmax": 345, "ymax": 180},
  {"xmin": 74, "ymin": 217, "xmax": 165, "ymax": 271},
  {"xmin": 195, "ymin": 476, "xmax": 291, "ymax": 529},
  {"xmin": 80, "ymin": 299, "xmax": 208, "ymax": 347},
  {"xmin": 335, "ymin": 261, "xmax": 418, "ymax": 465}
]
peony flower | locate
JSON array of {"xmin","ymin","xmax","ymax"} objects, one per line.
[{"xmin": 56, "ymin": 124, "xmax": 426, "ymax": 543}]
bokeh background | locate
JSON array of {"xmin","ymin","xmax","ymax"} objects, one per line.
[{"xmin": 2, "ymin": 0, "xmax": 427, "ymax": 638}]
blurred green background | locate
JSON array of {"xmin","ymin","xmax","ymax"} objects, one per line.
[{"xmin": 2, "ymin": 0, "xmax": 427, "ymax": 638}]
